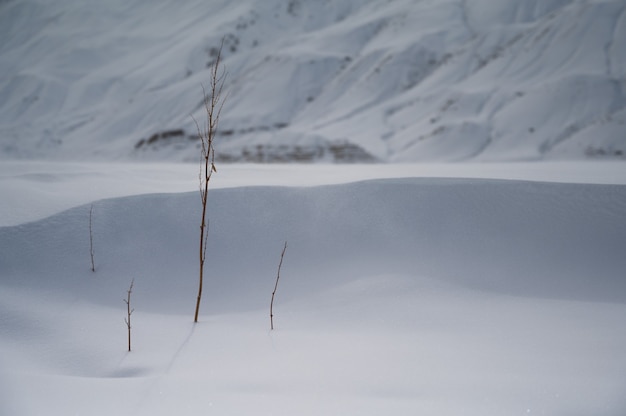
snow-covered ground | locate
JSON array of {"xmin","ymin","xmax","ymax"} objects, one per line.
[
  {"xmin": 2, "ymin": 0, "xmax": 625, "ymax": 413},
  {"xmin": 1, "ymin": 0, "xmax": 625, "ymax": 162},
  {"xmin": 1, "ymin": 161, "xmax": 626, "ymax": 415}
]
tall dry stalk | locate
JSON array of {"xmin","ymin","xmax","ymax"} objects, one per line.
[{"xmin": 192, "ymin": 41, "xmax": 227, "ymax": 323}]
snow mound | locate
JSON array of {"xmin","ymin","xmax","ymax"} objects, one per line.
[
  {"xmin": 1, "ymin": 176, "xmax": 626, "ymax": 414},
  {"xmin": 2, "ymin": 178, "xmax": 626, "ymax": 307}
]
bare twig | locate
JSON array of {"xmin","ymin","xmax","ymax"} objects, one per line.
[
  {"xmin": 124, "ymin": 279, "xmax": 135, "ymax": 352},
  {"xmin": 89, "ymin": 204, "xmax": 95, "ymax": 272},
  {"xmin": 193, "ymin": 39, "xmax": 227, "ymax": 323},
  {"xmin": 270, "ymin": 241, "xmax": 288, "ymax": 330}
]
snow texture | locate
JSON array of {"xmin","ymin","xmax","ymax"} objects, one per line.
[
  {"xmin": 1, "ymin": 162, "xmax": 626, "ymax": 415},
  {"xmin": 1, "ymin": 0, "xmax": 625, "ymax": 162}
]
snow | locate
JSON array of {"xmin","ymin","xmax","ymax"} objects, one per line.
[
  {"xmin": 2, "ymin": 0, "xmax": 626, "ymax": 413},
  {"xmin": 3, "ymin": 160, "xmax": 626, "ymax": 227},
  {"xmin": 1, "ymin": 0, "xmax": 625, "ymax": 162},
  {"xmin": 1, "ymin": 161, "xmax": 626, "ymax": 415}
]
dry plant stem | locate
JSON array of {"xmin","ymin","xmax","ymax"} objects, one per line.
[
  {"xmin": 192, "ymin": 40, "xmax": 226, "ymax": 323},
  {"xmin": 89, "ymin": 204, "xmax": 95, "ymax": 272},
  {"xmin": 270, "ymin": 241, "xmax": 288, "ymax": 330},
  {"xmin": 124, "ymin": 279, "xmax": 134, "ymax": 352}
]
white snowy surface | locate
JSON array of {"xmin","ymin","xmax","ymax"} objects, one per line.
[
  {"xmin": 1, "ymin": 162, "xmax": 626, "ymax": 415},
  {"xmin": 3, "ymin": 160, "xmax": 626, "ymax": 227},
  {"xmin": 1, "ymin": 0, "xmax": 625, "ymax": 162},
  {"xmin": 2, "ymin": 0, "xmax": 626, "ymax": 412}
]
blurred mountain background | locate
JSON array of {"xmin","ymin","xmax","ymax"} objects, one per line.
[{"xmin": 1, "ymin": 0, "xmax": 624, "ymax": 162}]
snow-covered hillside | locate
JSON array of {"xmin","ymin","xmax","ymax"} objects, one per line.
[
  {"xmin": 1, "ymin": 163, "xmax": 626, "ymax": 415},
  {"xmin": 1, "ymin": 0, "xmax": 625, "ymax": 162}
]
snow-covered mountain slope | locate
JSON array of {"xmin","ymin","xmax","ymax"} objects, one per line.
[{"xmin": 1, "ymin": 0, "xmax": 625, "ymax": 162}]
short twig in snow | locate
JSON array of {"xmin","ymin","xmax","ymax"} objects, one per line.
[
  {"xmin": 89, "ymin": 204, "xmax": 95, "ymax": 272},
  {"xmin": 124, "ymin": 279, "xmax": 135, "ymax": 352},
  {"xmin": 270, "ymin": 241, "xmax": 288, "ymax": 330}
]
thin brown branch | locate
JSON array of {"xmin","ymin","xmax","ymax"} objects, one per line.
[
  {"xmin": 124, "ymin": 279, "xmax": 135, "ymax": 352},
  {"xmin": 194, "ymin": 38, "xmax": 227, "ymax": 323},
  {"xmin": 270, "ymin": 241, "xmax": 288, "ymax": 330},
  {"xmin": 89, "ymin": 204, "xmax": 95, "ymax": 272}
]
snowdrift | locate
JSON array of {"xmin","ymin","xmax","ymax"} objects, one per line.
[
  {"xmin": 1, "ymin": 175, "xmax": 626, "ymax": 415},
  {"xmin": 3, "ymin": 178, "xmax": 626, "ymax": 310}
]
